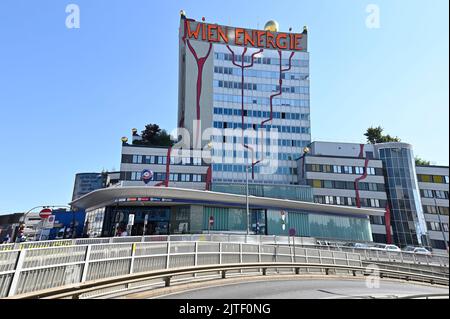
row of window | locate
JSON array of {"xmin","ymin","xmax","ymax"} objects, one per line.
[
  {"xmin": 417, "ymin": 174, "xmax": 450, "ymax": 184},
  {"xmin": 214, "ymin": 94, "xmax": 310, "ymax": 107},
  {"xmin": 124, "ymin": 155, "xmax": 204, "ymax": 166},
  {"xmin": 421, "ymin": 189, "xmax": 449, "ymax": 200},
  {"xmin": 309, "ymin": 179, "xmax": 385, "ymax": 192},
  {"xmin": 214, "ymin": 66, "xmax": 309, "ymax": 80},
  {"xmin": 211, "ymin": 163, "xmax": 295, "ymax": 175},
  {"xmin": 212, "ymin": 121, "xmax": 311, "ymax": 135},
  {"xmin": 128, "ymin": 171, "xmax": 205, "ymax": 183},
  {"xmin": 209, "ymin": 148, "xmax": 301, "ymax": 162},
  {"xmin": 214, "ymin": 80, "xmax": 310, "ymax": 94},
  {"xmin": 213, "ymin": 107, "xmax": 310, "ymax": 121},
  {"xmin": 307, "ymin": 164, "xmax": 380, "ymax": 176},
  {"xmin": 427, "ymin": 221, "xmax": 449, "ymax": 232},
  {"xmin": 214, "ymin": 52, "xmax": 309, "ymax": 67},
  {"xmin": 314, "ymin": 195, "xmax": 386, "ymax": 209},
  {"xmin": 423, "ymin": 205, "xmax": 449, "ymax": 216}
]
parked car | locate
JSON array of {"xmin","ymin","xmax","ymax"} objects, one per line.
[
  {"xmin": 413, "ymin": 247, "xmax": 432, "ymax": 256},
  {"xmin": 403, "ymin": 246, "xmax": 432, "ymax": 256},
  {"xmin": 403, "ymin": 246, "xmax": 416, "ymax": 253},
  {"xmin": 385, "ymin": 244, "xmax": 401, "ymax": 252},
  {"xmin": 343, "ymin": 242, "xmax": 369, "ymax": 249},
  {"xmin": 369, "ymin": 243, "xmax": 387, "ymax": 251},
  {"xmin": 369, "ymin": 244, "xmax": 401, "ymax": 252}
]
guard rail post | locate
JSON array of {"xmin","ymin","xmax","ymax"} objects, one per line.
[
  {"xmin": 7, "ymin": 249, "xmax": 26, "ymax": 297},
  {"xmin": 80, "ymin": 245, "xmax": 92, "ymax": 283}
]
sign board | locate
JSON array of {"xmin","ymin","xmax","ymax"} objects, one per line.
[
  {"xmin": 43, "ymin": 215, "xmax": 56, "ymax": 229},
  {"xmin": 289, "ymin": 228, "xmax": 296, "ymax": 237},
  {"xmin": 209, "ymin": 216, "xmax": 214, "ymax": 225},
  {"xmin": 128, "ymin": 214, "xmax": 135, "ymax": 226},
  {"xmin": 182, "ymin": 19, "xmax": 308, "ymax": 52},
  {"xmin": 141, "ymin": 169, "xmax": 154, "ymax": 184},
  {"xmin": 39, "ymin": 208, "xmax": 52, "ymax": 219}
]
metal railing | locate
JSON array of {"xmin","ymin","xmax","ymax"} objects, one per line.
[
  {"xmin": 5, "ymin": 262, "xmax": 449, "ymax": 299},
  {"xmin": 2, "ymin": 234, "xmax": 448, "ymax": 268},
  {"xmin": 0, "ymin": 241, "xmax": 366, "ymax": 298}
]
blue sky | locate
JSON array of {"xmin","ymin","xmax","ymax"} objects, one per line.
[{"xmin": 0, "ymin": 0, "xmax": 448, "ymax": 214}]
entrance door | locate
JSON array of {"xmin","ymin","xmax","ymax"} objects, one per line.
[{"xmin": 148, "ymin": 221, "xmax": 169, "ymax": 235}]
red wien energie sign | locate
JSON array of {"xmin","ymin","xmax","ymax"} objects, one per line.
[{"xmin": 183, "ymin": 20, "xmax": 306, "ymax": 52}]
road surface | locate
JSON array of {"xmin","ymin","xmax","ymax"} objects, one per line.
[{"xmin": 154, "ymin": 278, "xmax": 448, "ymax": 299}]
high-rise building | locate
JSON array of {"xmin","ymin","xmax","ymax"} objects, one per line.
[{"xmin": 178, "ymin": 14, "xmax": 310, "ymax": 187}]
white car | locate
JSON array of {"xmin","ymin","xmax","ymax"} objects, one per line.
[
  {"xmin": 369, "ymin": 243, "xmax": 387, "ymax": 251},
  {"xmin": 385, "ymin": 244, "xmax": 401, "ymax": 252},
  {"xmin": 369, "ymin": 244, "xmax": 401, "ymax": 252},
  {"xmin": 413, "ymin": 247, "xmax": 432, "ymax": 256}
]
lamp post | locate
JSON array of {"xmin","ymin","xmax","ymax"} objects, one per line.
[
  {"xmin": 434, "ymin": 197, "xmax": 449, "ymax": 254},
  {"xmin": 246, "ymin": 163, "xmax": 250, "ymax": 236}
]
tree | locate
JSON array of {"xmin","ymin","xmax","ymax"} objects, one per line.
[
  {"xmin": 364, "ymin": 126, "xmax": 401, "ymax": 144},
  {"xmin": 133, "ymin": 124, "xmax": 174, "ymax": 147},
  {"xmin": 415, "ymin": 157, "xmax": 431, "ymax": 166},
  {"xmin": 141, "ymin": 124, "xmax": 161, "ymax": 143}
]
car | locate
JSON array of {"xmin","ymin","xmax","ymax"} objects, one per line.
[
  {"xmin": 385, "ymin": 244, "xmax": 401, "ymax": 252},
  {"xmin": 402, "ymin": 246, "xmax": 416, "ymax": 253},
  {"xmin": 369, "ymin": 243, "xmax": 387, "ymax": 251},
  {"xmin": 343, "ymin": 243, "xmax": 369, "ymax": 249},
  {"xmin": 413, "ymin": 247, "xmax": 432, "ymax": 256}
]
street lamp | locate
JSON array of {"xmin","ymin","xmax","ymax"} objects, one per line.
[{"xmin": 245, "ymin": 163, "xmax": 250, "ymax": 236}]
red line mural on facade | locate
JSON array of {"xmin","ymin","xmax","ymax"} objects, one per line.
[
  {"xmin": 354, "ymin": 144, "xmax": 370, "ymax": 208},
  {"xmin": 253, "ymin": 50, "xmax": 295, "ymax": 175},
  {"xmin": 186, "ymin": 40, "xmax": 213, "ymax": 147},
  {"xmin": 385, "ymin": 202, "xmax": 393, "ymax": 244},
  {"xmin": 226, "ymin": 45, "xmax": 263, "ymax": 179},
  {"xmin": 155, "ymin": 146, "xmax": 172, "ymax": 187}
]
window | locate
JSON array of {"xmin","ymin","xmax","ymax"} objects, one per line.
[
  {"xmin": 432, "ymin": 175, "xmax": 443, "ymax": 183},
  {"xmin": 370, "ymin": 199, "xmax": 380, "ymax": 208},
  {"xmin": 443, "ymin": 223, "xmax": 449, "ymax": 232},
  {"xmin": 323, "ymin": 180, "xmax": 333, "ymax": 188},
  {"xmin": 421, "ymin": 189, "xmax": 434, "ymax": 198},
  {"xmin": 355, "ymin": 167, "xmax": 364, "ymax": 175},
  {"xmin": 344, "ymin": 166, "xmax": 353, "ymax": 174},
  {"xmin": 367, "ymin": 167, "xmax": 376, "ymax": 175},
  {"xmin": 419, "ymin": 174, "xmax": 432, "ymax": 182},
  {"xmin": 313, "ymin": 180, "xmax": 322, "ymax": 188},
  {"xmin": 436, "ymin": 190, "xmax": 448, "ymax": 199},
  {"xmin": 427, "ymin": 222, "xmax": 441, "ymax": 231},
  {"xmin": 323, "ymin": 165, "xmax": 332, "ymax": 173},
  {"xmin": 333, "ymin": 165, "xmax": 342, "ymax": 174},
  {"xmin": 132, "ymin": 155, "xmax": 142, "ymax": 164},
  {"xmin": 445, "ymin": 176, "xmax": 449, "ymax": 184},
  {"xmin": 335, "ymin": 181, "xmax": 346, "ymax": 189}
]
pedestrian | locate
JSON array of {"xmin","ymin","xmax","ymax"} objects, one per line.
[{"xmin": 2, "ymin": 233, "xmax": 10, "ymax": 244}]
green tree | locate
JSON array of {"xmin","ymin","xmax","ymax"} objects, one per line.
[
  {"xmin": 415, "ymin": 157, "xmax": 431, "ymax": 166},
  {"xmin": 364, "ymin": 126, "xmax": 401, "ymax": 144},
  {"xmin": 133, "ymin": 124, "xmax": 174, "ymax": 147}
]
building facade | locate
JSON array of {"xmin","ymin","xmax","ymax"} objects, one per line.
[
  {"xmin": 178, "ymin": 15, "xmax": 310, "ymax": 187},
  {"xmin": 72, "ymin": 173, "xmax": 106, "ymax": 201},
  {"xmin": 416, "ymin": 165, "xmax": 449, "ymax": 252},
  {"xmin": 119, "ymin": 142, "xmax": 210, "ymax": 190},
  {"xmin": 71, "ymin": 186, "xmax": 381, "ymax": 242},
  {"xmin": 298, "ymin": 141, "xmax": 449, "ymax": 250},
  {"xmin": 297, "ymin": 142, "xmax": 390, "ymax": 243}
]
